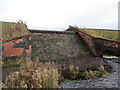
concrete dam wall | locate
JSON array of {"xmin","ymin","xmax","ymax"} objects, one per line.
[{"xmin": 30, "ymin": 30, "xmax": 92, "ymax": 61}]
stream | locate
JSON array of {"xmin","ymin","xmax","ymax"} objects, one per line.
[
  {"xmin": 58, "ymin": 56, "xmax": 120, "ymax": 88},
  {"xmin": 1, "ymin": 56, "xmax": 120, "ymax": 88}
]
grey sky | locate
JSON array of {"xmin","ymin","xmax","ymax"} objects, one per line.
[{"xmin": 0, "ymin": 0, "xmax": 119, "ymax": 30}]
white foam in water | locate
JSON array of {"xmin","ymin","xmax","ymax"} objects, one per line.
[{"xmin": 103, "ymin": 55, "xmax": 119, "ymax": 59}]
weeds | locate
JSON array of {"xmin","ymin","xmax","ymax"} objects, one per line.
[
  {"xmin": 95, "ymin": 70, "xmax": 108, "ymax": 76},
  {"xmin": 0, "ymin": 82, "xmax": 7, "ymax": 89},
  {"xmin": 59, "ymin": 65, "xmax": 108, "ymax": 81},
  {"xmin": 5, "ymin": 61, "xmax": 58, "ymax": 88},
  {"xmin": 2, "ymin": 58, "xmax": 109, "ymax": 88},
  {"xmin": 2, "ymin": 58, "xmax": 27, "ymax": 67}
]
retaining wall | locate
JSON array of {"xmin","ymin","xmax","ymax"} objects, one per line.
[
  {"xmin": 30, "ymin": 30, "xmax": 92, "ymax": 61},
  {"xmin": 78, "ymin": 31, "xmax": 120, "ymax": 57}
]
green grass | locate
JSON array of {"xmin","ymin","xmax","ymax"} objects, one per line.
[
  {"xmin": 95, "ymin": 70, "xmax": 108, "ymax": 75},
  {"xmin": 0, "ymin": 21, "xmax": 15, "ymax": 28},
  {"xmin": 2, "ymin": 59, "xmax": 27, "ymax": 67},
  {"xmin": 60, "ymin": 69, "xmax": 108, "ymax": 82},
  {"xmin": 79, "ymin": 28, "xmax": 120, "ymax": 42}
]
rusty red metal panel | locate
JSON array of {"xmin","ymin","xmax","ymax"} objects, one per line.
[
  {"xmin": 2, "ymin": 36, "xmax": 31, "ymax": 57},
  {"xmin": 2, "ymin": 41, "xmax": 23, "ymax": 56}
]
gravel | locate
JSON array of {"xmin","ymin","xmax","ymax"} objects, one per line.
[{"xmin": 58, "ymin": 58, "xmax": 120, "ymax": 88}]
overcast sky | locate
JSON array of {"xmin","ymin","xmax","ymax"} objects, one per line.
[{"xmin": 0, "ymin": 0, "xmax": 119, "ymax": 30}]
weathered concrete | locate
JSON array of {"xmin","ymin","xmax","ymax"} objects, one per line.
[
  {"xmin": 67, "ymin": 27, "xmax": 120, "ymax": 57},
  {"xmin": 94, "ymin": 38, "xmax": 120, "ymax": 57},
  {"xmin": 2, "ymin": 29, "xmax": 119, "ymax": 60},
  {"xmin": 78, "ymin": 31, "xmax": 120, "ymax": 57},
  {"xmin": 78, "ymin": 32, "xmax": 98, "ymax": 56},
  {"xmin": 31, "ymin": 30, "xmax": 92, "ymax": 61}
]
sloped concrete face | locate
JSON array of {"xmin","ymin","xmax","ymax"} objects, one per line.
[
  {"xmin": 2, "ymin": 30, "xmax": 92, "ymax": 60},
  {"xmin": 78, "ymin": 32, "xmax": 98, "ymax": 56},
  {"xmin": 31, "ymin": 31, "xmax": 92, "ymax": 61}
]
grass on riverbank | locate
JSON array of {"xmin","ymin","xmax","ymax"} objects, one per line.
[
  {"xmin": 59, "ymin": 65, "xmax": 108, "ymax": 82},
  {"xmin": 2, "ymin": 58, "xmax": 110, "ymax": 88}
]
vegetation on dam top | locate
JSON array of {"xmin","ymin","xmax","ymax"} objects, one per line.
[
  {"xmin": 1, "ymin": 21, "xmax": 120, "ymax": 43},
  {"xmin": 79, "ymin": 28, "xmax": 120, "ymax": 42},
  {"xmin": 1, "ymin": 21, "xmax": 29, "ymax": 43},
  {"xmin": 68, "ymin": 26, "xmax": 120, "ymax": 42}
]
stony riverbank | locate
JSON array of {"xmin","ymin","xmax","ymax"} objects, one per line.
[{"xmin": 58, "ymin": 58, "xmax": 119, "ymax": 88}]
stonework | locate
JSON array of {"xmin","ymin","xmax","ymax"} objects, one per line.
[
  {"xmin": 31, "ymin": 31, "xmax": 91, "ymax": 61},
  {"xmin": 2, "ymin": 30, "xmax": 120, "ymax": 61}
]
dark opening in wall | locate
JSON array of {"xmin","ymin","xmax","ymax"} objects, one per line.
[{"xmin": 103, "ymin": 50, "xmax": 115, "ymax": 56}]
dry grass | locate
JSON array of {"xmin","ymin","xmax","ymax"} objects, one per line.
[
  {"xmin": 84, "ymin": 70, "xmax": 96, "ymax": 79},
  {"xmin": 5, "ymin": 61, "xmax": 58, "ymax": 88},
  {"xmin": 67, "ymin": 26, "xmax": 119, "ymax": 42},
  {"xmin": 79, "ymin": 28, "xmax": 120, "ymax": 42},
  {"xmin": 0, "ymin": 82, "xmax": 7, "ymax": 89},
  {"xmin": 1, "ymin": 21, "xmax": 29, "ymax": 43}
]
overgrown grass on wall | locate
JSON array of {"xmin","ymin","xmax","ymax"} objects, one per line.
[
  {"xmin": 1, "ymin": 21, "xmax": 29, "ymax": 43},
  {"xmin": 79, "ymin": 28, "xmax": 120, "ymax": 42}
]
